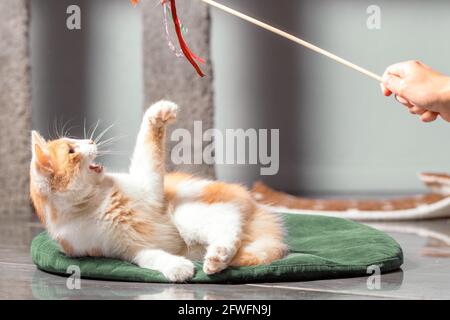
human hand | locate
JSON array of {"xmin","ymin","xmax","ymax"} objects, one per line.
[{"xmin": 381, "ymin": 60, "xmax": 450, "ymax": 122}]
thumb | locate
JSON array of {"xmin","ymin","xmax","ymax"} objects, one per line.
[{"xmin": 384, "ymin": 75, "xmax": 405, "ymax": 96}]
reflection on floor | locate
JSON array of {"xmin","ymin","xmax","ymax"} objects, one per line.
[{"xmin": 1, "ymin": 209, "xmax": 449, "ymax": 300}]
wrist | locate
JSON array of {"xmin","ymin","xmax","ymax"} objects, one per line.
[{"xmin": 438, "ymin": 76, "xmax": 450, "ymax": 111}]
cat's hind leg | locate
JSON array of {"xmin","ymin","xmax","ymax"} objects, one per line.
[
  {"xmin": 172, "ymin": 202, "xmax": 244, "ymax": 275},
  {"xmin": 231, "ymin": 208, "xmax": 288, "ymax": 267}
]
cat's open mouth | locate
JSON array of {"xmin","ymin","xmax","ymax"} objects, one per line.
[{"xmin": 89, "ymin": 163, "xmax": 103, "ymax": 173}]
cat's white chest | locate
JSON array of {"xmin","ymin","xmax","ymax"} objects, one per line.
[{"xmin": 53, "ymin": 217, "xmax": 110, "ymax": 257}]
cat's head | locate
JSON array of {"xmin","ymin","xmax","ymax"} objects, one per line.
[{"xmin": 30, "ymin": 131, "xmax": 104, "ymax": 196}]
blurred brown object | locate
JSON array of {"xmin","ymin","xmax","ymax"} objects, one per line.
[
  {"xmin": 422, "ymin": 238, "xmax": 450, "ymax": 258},
  {"xmin": 0, "ymin": 0, "xmax": 31, "ymax": 217}
]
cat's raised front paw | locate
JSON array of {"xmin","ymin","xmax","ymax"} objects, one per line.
[
  {"xmin": 146, "ymin": 100, "xmax": 179, "ymax": 127},
  {"xmin": 161, "ymin": 257, "xmax": 195, "ymax": 282}
]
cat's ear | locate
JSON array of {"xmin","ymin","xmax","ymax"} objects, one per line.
[
  {"xmin": 31, "ymin": 130, "xmax": 46, "ymax": 147},
  {"xmin": 31, "ymin": 131, "xmax": 52, "ymax": 173}
]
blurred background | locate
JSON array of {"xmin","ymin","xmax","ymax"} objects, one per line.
[
  {"xmin": 2, "ymin": 0, "xmax": 450, "ymax": 217},
  {"xmin": 213, "ymin": 0, "xmax": 450, "ymax": 194}
]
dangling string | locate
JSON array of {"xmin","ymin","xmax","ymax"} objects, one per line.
[
  {"xmin": 162, "ymin": 2, "xmax": 184, "ymax": 58},
  {"xmin": 169, "ymin": 0, "xmax": 205, "ymax": 77},
  {"xmin": 131, "ymin": 0, "xmax": 205, "ymax": 77}
]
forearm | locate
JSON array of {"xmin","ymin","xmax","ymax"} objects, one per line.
[
  {"xmin": 129, "ymin": 117, "xmax": 166, "ymax": 190},
  {"xmin": 129, "ymin": 101, "xmax": 179, "ymax": 192}
]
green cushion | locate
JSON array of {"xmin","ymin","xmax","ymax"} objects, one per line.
[{"xmin": 30, "ymin": 214, "xmax": 403, "ymax": 283}]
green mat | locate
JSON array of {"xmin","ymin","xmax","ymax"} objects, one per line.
[{"xmin": 31, "ymin": 214, "xmax": 403, "ymax": 283}]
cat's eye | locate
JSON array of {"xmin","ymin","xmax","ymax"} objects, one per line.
[{"xmin": 68, "ymin": 146, "xmax": 75, "ymax": 154}]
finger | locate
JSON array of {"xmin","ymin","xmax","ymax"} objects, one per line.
[
  {"xmin": 407, "ymin": 105, "xmax": 419, "ymax": 114},
  {"xmin": 410, "ymin": 106, "xmax": 426, "ymax": 115},
  {"xmin": 395, "ymin": 95, "xmax": 413, "ymax": 107},
  {"xmin": 385, "ymin": 62, "xmax": 408, "ymax": 78},
  {"xmin": 381, "ymin": 68, "xmax": 394, "ymax": 96},
  {"xmin": 421, "ymin": 111, "xmax": 439, "ymax": 122},
  {"xmin": 380, "ymin": 83, "xmax": 392, "ymax": 96},
  {"xmin": 384, "ymin": 75, "xmax": 406, "ymax": 96}
]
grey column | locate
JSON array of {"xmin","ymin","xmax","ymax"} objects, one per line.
[{"xmin": 0, "ymin": 0, "xmax": 31, "ymax": 216}]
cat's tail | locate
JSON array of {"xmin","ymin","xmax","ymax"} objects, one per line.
[
  {"xmin": 230, "ymin": 207, "xmax": 288, "ymax": 267},
  {"xmin": 419, "ymin": 172, "xmax": 450, "ymax": 195},
  {"xmin": 249, "ymin": 173, "xmax": 450, "ymax": 221}
]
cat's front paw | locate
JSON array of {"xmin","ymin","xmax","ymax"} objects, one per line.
[
  {"xmin": 146, "ymin": 100, "xmax": 179, "ymax": 127},
  {"xmin": 161, "ymin": 257, "xmax": 195, "ymax": 282}
]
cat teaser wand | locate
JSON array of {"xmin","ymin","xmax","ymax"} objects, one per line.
[{"xmin": 131, "ymin": 0, "xmax": 383, "ymax": 82}]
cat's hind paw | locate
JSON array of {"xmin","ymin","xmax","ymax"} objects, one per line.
[
  {"xmin": 203, "ymin": 246, "xmax": 235, "ymax": 275},
  {"xmin": 146, "ymin": 100, "xmax": 179, "ymax": 127}
]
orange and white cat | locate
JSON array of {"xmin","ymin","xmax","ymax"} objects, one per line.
[{"xmin": 30, "ymin": 101, "xmax": 287, "ymax": 282}]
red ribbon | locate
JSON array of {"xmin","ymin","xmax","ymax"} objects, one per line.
[
  {"xmin": 131, "ymin": 0, "xmax": 205, "ymax": 77},
  {"xmin": 169, "ymin": 0, "xmax": 205, "ymax": 77}
]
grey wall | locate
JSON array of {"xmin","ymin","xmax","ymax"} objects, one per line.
[
  {"xmin": 212, "ymin": 0, "xmax": 450, "ymax": 195},
  {"xmin": 0, "ymin": 0, "xmax": 31, "ymax": 216},
  {"xmin": 31, "ymin": 0, "xmax": 142, "ymax": 172}
]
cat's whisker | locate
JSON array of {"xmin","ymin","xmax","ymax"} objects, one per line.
[
  {"xmin": 94, "ymin": 123, "xmax": 115, "ymax": 144},
  {"xmin": 97, "ymin": 145, "xmax": 124, "ymax": 154},
  {"xmin": 47, "ymin": 119, "xmax": 57, "ymax": 141},
  {"xmin": 55, "ymin": 117, "xmax": 64, "ymax": 139},
  {"xmin": 97, "ymin": 150, "xmax": 125, "ymax": 153},
  {"xmin": 97, "ymin": 137, "xmax": 120, "ymax": 147},
  {"xmin": 50, "ymin": 117, "xmax": 59, "ymax": 140},
  {"xmin": 97, "ymin": 135, "xmax": 127, "ymax": 148},
  {"xmin": 60, "ymin": 119, "xmax": 74, "ymax": 138},
  {"xmin": 89, "ymin": 120, "xmax": 100, "ymax": 141},
  {"xmin": 97, "ymin": 151, "xmax": 128, "ymax": 156},
  {"xmin": 64, "ymin": 125, "xmax": 77, "ymax": 138},
  {"xmin": 97, "ymin": 142, "xmax": 123, "ymax": 152},
  {"xmin": 83, "ymin": 118, "xmax": 87, "ymax": 140},
  {"xmin": 95, "ymin": 149, "xmax": 128, "ymax": 158},
  {"xmin": 98, "ymin": 143, "xmax": 119, "ymax": 151},
  {"xmin": 86, "ymin": 121, "xmax": 97, "ymax": 141},
  {"xmin": 57, "ymin": 117, "xmax": 66, "ymax": 139}
]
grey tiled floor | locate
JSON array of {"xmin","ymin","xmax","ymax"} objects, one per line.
[{"xmin": 1, "ymin": 214, "xmax": 449, "ymax": 300}]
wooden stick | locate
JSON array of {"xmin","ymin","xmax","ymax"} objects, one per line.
[{"xmin": 200, "ymin": 0, "xmax": 383, "ymax": 82}]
